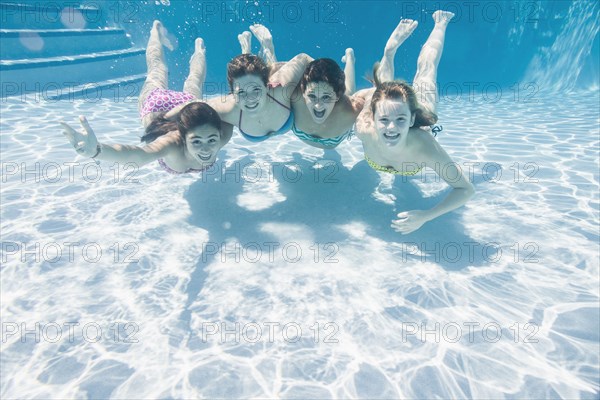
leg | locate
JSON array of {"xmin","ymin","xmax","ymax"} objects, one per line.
[
  {"xmin": 412, "ymin": 11, "xmax": 454, "ymax": 114},
  {"xmin": 250, "ymin": 24, "xmax": 277, "ymax": 67},
  {"xmin": 237, "ymin": 31, "xmax": 252, "ymax": 54},
  {"xmin": 139, "ymin": 20, "xmax": 169, "ymax": 128},
  {"xmin": 377, "ymin": 19, "xmax": 418, "ymax": 83},
  {"xmin": 342, "ymin": 48, "xmax": 356, "ymax": 96},
  {"xmin": 182, "ymin": 38, "xmax": 206, "ymax": 99}
]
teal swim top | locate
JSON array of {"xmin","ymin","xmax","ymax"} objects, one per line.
[{"xmin": 291, "ymin": 122, "xmax": 353, "ymax": 148}]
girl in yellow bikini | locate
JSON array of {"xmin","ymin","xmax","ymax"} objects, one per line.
[{"xmin": 355, "ymin": 11, "xmax": 475, "ymax": 234}]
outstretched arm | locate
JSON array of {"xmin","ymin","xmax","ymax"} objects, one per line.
[
  {"xmin": 391, "ymin": 135, "xmax": 475, "ymax": 234},
  {"xmin": 61, "ymin": 116, "xmax": 173, "ymax": 167}
]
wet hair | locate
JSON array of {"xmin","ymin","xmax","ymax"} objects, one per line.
[
  {"xmin": 370, "ymin": 63, "xmax": 438, "ymax": 127},
  {"xmin": 227, "ymin": 54, "xmax": 270, "ymax": 91},
  {"xmin": 141, "ymin": 102, "xmax": 222, "ymax": 144},
  {"xmin": 300, "ymin": 58, "xmax": 345, "ymax": 98},
  {"xmin": 141, "ymin": 113, "xmax": 177, "ymax": 144}
]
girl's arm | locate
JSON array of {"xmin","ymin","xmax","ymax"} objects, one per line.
[
  {"xmin": 61, "ymin": 116, "xmax": 174, "ymax": 167},
  {"xmin": 353, "ymin": 98, "xmax": 376, "ymax": 140},
  {"xmin": 350, "ymin": 88, "xmax": 375, "ymax": 115},
  {"xmin": 204, "ymin": 95, "xmax": 239, "ymax": 126},
  {"xmin": 268, "ymin": 53, "xmax": 314, "ymax": 88},
  {"xmin": 392, "ymin": 134, "xmax": 475, "ymax": 234}
]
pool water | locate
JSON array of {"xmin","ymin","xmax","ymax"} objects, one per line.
[{"xmin": 1, "ymin": 90, "xmax": 598, "ymax": 398}]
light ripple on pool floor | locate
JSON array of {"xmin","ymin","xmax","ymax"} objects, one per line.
[{"xmin": 0, "ymin": 92, "xmax": 599, "ymax": 399}]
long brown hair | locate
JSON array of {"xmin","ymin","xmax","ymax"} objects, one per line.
[
  {"xmin": 141, "ymin": 102, "xmax": 222, "ymax": 144},
  {"xmin": 371, "ymin": 63, "xmax": 437, "ymax": 127}
]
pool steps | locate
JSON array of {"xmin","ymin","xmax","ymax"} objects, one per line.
[
  {"xmin": 0, "ymin": 2, "xmax": 146, "ymax": 99},
  {"xmin": 44, "ymin": 73, "xmax": 147, "ymax": 100},
  {"xmin": 0, "ymin": 28, "xmax": 132, "ymax": 59}
]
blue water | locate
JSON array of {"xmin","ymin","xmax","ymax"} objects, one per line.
[
  {"xmin": 117, "ymin": 0, "xmax": 600, "ymax": 92},
  {"xmin": 1, "ymin": 0, "xmax": 599, "ymax": 399}
]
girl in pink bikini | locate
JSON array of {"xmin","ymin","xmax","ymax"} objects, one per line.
[{"xmin": 61, "ymin": 21, "xmax": 232, "ymax": 174}]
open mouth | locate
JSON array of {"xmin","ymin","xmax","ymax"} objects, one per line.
[
  {"xmin": 197, "ymin": 153, "xmax": 212, "ymax": 161},
  {"xmin": 383, "ymin": 132, "xmax": 400, "ymax": 140},
  {"xmin": 245, "ymin": 102, "xmax": 259, "ymax": 110},
  {"xmin": 313, "ymin": 109, "xmax": 326, "ymax": 119}
]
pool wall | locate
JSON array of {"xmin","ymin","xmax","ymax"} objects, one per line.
[{"xmin": 1, "ymin": 0, "xmax": 598, "ymax": 99}]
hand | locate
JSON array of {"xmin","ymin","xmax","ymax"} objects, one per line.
[
  {"xmin": 391, "ymin": 210, "xmax": 429, "ymax": 234},
  {"xmin": 60, "ymin": 116, "xmax": 99, "ymax": 157}
]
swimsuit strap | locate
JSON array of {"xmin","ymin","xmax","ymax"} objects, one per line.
[
  {"xmin": 238, "ymin": 93, "xmax": 290, "ymax": 135},
  {"xmin": 267, "ymin": 93, "xmax": 291, "ymax": 111},
  {"xmin": 239, "ymin": 109, "xmax": 245, "ymax": 134},
  {"xmin": 238, "ymin": 98, "xmax": 293, "ymax": 140}
]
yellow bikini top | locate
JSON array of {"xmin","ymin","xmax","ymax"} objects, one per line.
[{"xmin": 365, "ymin": 155, "xmax": 422, "ymax": 176}]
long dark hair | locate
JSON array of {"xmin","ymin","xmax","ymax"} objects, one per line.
[
  {"xmin": 371, "ymin": 63, "xmax": 438, "ymax": 127},
  {"xmin": 141, "ymin": 113, "xmax": 177, "ymax": 144},
  {"xmin": 300, "ymin": 58, "xmax": 345, "ymax": 98},
  {"xmin": 141, "ymin": 102, "xmax": 222, "ymax": 144}
]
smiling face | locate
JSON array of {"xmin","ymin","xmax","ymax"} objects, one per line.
[
  {"xmin": 303, "ymin": 81, "xmax": 339, "ymax": 124},
  {"xmin": 232, "ymin": 74, "xmax": 268, "ymax": 114},
  {"xmin": 374, "ymin": 99, "xmax": 416, "ymax": 147},
  {"xmin": 185, "ymin": 125, "xmax": 221, "ymax": 164}
]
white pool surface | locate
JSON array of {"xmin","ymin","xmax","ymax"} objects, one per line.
[{"xmin": 1, "ymin": 92, "xmax": 599, "ymax": 399}]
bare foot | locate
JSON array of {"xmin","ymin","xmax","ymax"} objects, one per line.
[
  {"xmin": 249, "ymin": 23, "xmax": 274, "ymax": 52},
  {"xmin": 432, "ymin": 10, "xmax": 455, "ymax": 24},
  {"xmin": 189, "ymin": 37, "xmax": 205, "ymax": 64},
  {"xmin": 237, "ymin": 31, "xmax": 252, "ymax": 54},
  {"xmin": 194, "ymin": 37, "xmax": 205, "ymax": 53},
  {"xmin": 341, "ymin": 48, "xmax": 354, "ymax": 64},
  {"xmin": 384, "ymin": 19, "xmax": 418, "ymax": 54},
  {"xmin": 154, "ymin": 20, "xmax": 174, "ymax": 51}
]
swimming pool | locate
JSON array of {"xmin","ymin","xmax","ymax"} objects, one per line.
[{"xmin": 1, "ymin": 1, "xmax": 599, "ymax": 399}]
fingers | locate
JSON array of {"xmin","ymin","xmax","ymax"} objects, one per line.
[
  {"xmin": 79, "ymin": 115, "xmax": 93, "ymax": 136},
  {"xmin": 61, "ymin": 120, "xmax": 89, "ymax": 155},
  {"xmin": 391, "ymin": 220, "xmax": 415, "ymax": 234},
  {"xmin": 60, "ymin": 122, "xmax": 79, "ymax": 146},
  {"xmin": 391, "ymin": 212, "xmax": 417, "ymax": 234},
  {"xmin": 59, "ymin": 121, "xmax": 76, "ymax": 135}
]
